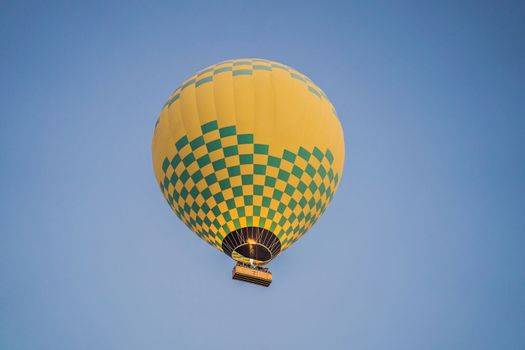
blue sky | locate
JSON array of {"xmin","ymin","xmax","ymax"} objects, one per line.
[{"xmin": 1, "ymin": 1, "xmax": 524, "ymax": 349}]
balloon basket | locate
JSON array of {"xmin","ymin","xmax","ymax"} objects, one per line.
[{"xmin": 232, "ymin": 263, "xmax": 272, "ymax": 287}]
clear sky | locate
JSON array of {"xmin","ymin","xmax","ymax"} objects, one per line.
[{"xmin": 1, "ymin": 1, "xmax": 524, "ymax": 349}]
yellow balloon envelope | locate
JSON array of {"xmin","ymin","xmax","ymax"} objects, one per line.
[{"xmin": 152, "ymin": 58, "xmax": 344, "ymax": 276}]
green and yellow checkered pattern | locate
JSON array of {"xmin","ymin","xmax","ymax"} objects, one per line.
[
  {"xmin": 158, "ymin": 120, "xmax": 340, "ymax": 255},
  {"xmin": 161, "ymin": 58, "xmax": 333, "ymax": 113},
  {"xmin": 152, "ymin": 58, "xmax": 345, "ymax": 262}
]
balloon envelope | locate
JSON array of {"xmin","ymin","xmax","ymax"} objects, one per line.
[{"xmin": 152, "ymin": 58, "xmax": 344, "ymax": 265}]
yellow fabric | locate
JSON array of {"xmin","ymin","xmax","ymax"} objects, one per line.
[{"xmin": 152, "ymin": 58, "xmax": 345, "ymax": 262}]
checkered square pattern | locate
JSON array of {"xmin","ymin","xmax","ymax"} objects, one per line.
[
  {"xmin": 158, "ymin": 121, "xmax": 340, "ymax": 254},
  {"xmin": 160, "ymin": 58, "xmax": 329, "ymax": 113}
]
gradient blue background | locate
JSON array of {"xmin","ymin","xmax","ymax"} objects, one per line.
[{"xmin": 1, "ymin": 1, "xmax": 524, "ymax": 349}]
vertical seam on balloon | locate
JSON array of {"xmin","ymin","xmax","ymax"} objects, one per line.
[
  {"xmin": 173, "ymin": 85, "xmax": 194, "ymax": 233},
  {"xmin": 207, "ymin": 65, "xmax": 219, "ymax": 245},
  {"xmin": 267, "ymin": 65, "xmax": 283, "ymax": 243},
  {"xmin": 208, "ymin": 69, "xmax": 225, "ymax": 249},
  {"xmin": 249, "ymin": 61, "xmax": 257, "ymax": 234},
  {"xmin": 293, "ymin": 69, "xmax": 310, "ymax": 173},
  {"xmin": 220, "ymin": 64, "xmax": 239, "ymax": 241},
  {"xmin": 210, "ymin": 68, "xmax": 225, "ymax": 244},
  {"xmin": 230, "ymin": 62, "xmax": 240, "ymax": 165},
  {"xmin": 164, "ymin": 103, "xmax": 182, "ymax": 223},
  {"xmin": 192, "ymin": 74, "xmax": 206, "ymax": 245},
  {"xmin": 288, "ymin": 72, "xmax": 308, "ymax": 246}
]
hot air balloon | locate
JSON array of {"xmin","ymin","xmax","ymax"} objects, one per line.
[{"xmin": 152, "ymin": 58, "xmax": 344, "ymax": 286}]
